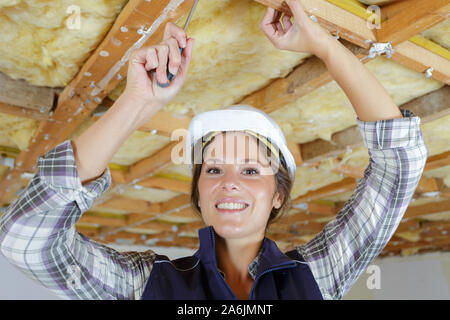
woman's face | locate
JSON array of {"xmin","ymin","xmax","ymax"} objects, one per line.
[{"xmin": 197, "ymin": 132, "xmax": 283, "ymax": 240}]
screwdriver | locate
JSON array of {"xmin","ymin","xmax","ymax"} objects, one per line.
[{"xmin": 157, "ymin": 0, "xmax": 199, "ymax": 88}]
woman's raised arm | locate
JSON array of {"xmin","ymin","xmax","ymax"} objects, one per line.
[
  {"xmin": 259, "ymin": 0, "xmax": 402, "ymax": 121},
  {"xmin": 74, "ymin": 22, "xmax": 195, "ymax": 184},
  {"xmin": 0, "ymin": 22, "xmax": 194, "ymax": 299},
  {"xmin": 260, "ymin": 0, "xmax": 427, "ymax": 299}
]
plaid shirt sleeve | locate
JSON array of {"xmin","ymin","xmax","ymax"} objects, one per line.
[
  {"xmin": 0, "ymin": 140, "xmax": 155, "ymax": 300},
  {"xmin": 296, "ymin": 109, "xmax": 428, "ymax": 300}
]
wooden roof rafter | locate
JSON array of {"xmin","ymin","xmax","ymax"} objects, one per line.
[
  {"xmin": 253, "ymin": 0, "xmax": 450, "ymax": 84},
  {"xmin": 301, "ymin": 85, "xmax": 450, "ymax": 164},
  {"xmin": 377, "ymin": 0, "xmax": 450, "ymax": 47}
]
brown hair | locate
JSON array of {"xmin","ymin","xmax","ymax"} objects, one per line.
[{"xmin": 190, "ymin": 132, "xmax": 293, "ymax": 232}]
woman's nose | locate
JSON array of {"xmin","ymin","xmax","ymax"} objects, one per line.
[{"xmin": 220, "ymin": 167, "xmax": 240, "ymax": 191}]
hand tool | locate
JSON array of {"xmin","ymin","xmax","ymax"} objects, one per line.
[{"xmin": 157, "ymin": 0, "xmax": 199, "ymax": 88}]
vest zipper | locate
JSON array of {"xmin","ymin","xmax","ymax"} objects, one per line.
[{"xmin": 248, "ymin": 263, "xmax": 297, "ymax": 299}]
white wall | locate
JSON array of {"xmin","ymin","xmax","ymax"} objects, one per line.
[
  {"xmin": 344, "ymin": 251, "xmax": 450, "ymax": 300},
  {"xmin": 1, "ymin": 246, "xmax": 449, "ymax": 300}
]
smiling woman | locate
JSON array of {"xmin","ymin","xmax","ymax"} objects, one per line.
[
  {"xmin": 191, "ymin": 128, "xmax": 294, "ymax": 300},
  {"xmin": 0, "ymin": 0, "xmax": 427, "ymax": 301},
  {"xmin": 191, "ymin": 128, "xmax": 293, "ymax": 234}
]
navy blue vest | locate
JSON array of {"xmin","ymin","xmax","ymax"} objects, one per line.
[{"xmin": 141, "ymin": 226, "xmax": 323, "ymax": 299}]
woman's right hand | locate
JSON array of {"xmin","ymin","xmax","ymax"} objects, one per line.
[{"xmin": 123, "ymin": 22, "xmax": 195, "ymax": 113}]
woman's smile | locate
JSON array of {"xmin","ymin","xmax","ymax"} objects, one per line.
[{"xmin": 215, "ymin": 197, "xmax": 250, "ymax": 214}]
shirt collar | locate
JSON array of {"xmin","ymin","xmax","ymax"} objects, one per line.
[{"xmin": 194, "ymin": 225, "xmax": 295, "ymax": 280}]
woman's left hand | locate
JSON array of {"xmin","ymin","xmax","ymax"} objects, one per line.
[{"xmin": 259, "ymin": 0, "xmax": 332, "ymax": 58}]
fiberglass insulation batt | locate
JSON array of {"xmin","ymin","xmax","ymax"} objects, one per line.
[{"xmin": 0, "ymin": 0, "xmax": 127, "ymax": 86}]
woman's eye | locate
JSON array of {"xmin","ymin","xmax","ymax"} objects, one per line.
[
  {"xmin": 243, "ymin": 168, "xmax": 259, "ymax": 175},
  {"xmin": 206, "ymin": 167, "xmax": 221, "ymax": 174}
]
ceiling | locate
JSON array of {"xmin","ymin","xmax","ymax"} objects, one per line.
[{"xmin": 0, "ymin": 0, "xmax": 449, "ymax": 257}]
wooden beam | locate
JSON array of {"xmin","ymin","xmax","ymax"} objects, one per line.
[
  {"xmin": 420, "ymin": 223, "xmax": 450, "ymax": 239},
  {"xmin": 126, "ymin": 141, "xmax": 178, "ymax": 184},
  {"xmin": 277, "ymin": 211, "xmax": 331, "ymax": 225},
  {"xmin": 240, "ymin": 40, "xmax": 369, "ymax": 114},
  {"xmin": 93, "ymin": 108, "xmax": 193, "ymax": 137},
  {"xmin": 126, "ymin": 221, "xmax": 175, "ymax": 233},
  {"xmin": 177, "ymin": 220, "xmax": 206, "ymax": 233},
  {"xmin": 167, "ymin": 206, "xmax": 198, "ymax": 219},
  {"xmin": 392, "ymin": 39, "xmax": 450, "ymax": 85},
  {"xmin": 137, "ymin": 176, "xmax": 191, "ymax": 194},
  {"xmin": 109, "ymin": 170, "xmax": 128, "ymax": 184},
  {"xmin": 377, "ymin": 0, "xmax": 450, "ymax": 47},
  {"xmin": 239, "ymin": 1, "xmax": 450, "ymax": 127},
  {"xmin": 287, "ymin": 141, "xmax": 304, "ymax": 166},
  {"xmin": 291, "ymin": 177, "xmax": 357, "ymax": 204},
  {"xmin": 395, "ymin": 219, "xmax": 421, "ymax": 233},
  {"xmin": 0, "ymin": 145, "xmax": 20, "ymax": 159},
  {"xmin": 333, "ymin": 151, "xmax": 450, "ymax": 179},
  {"xmin": 240, "ymin": 56, "xmax": 330, "ymax": 114},
  {"xmin": 415, "ymin": 177, "xmax": 440, "ymax": 194},
  {"xmin": 301, "ymin": 86, "xmax": 450, "ymax": 163},
  {"xmin": 425, "ymin": 150, "xmax": 450, "ymax": 171},
  {"xmin": 0, "ymin": 102, "xmax": 48, "ymax": 121},
  {"xmin": 0, "ymin": 72, "xmax": 55, "ymax": 112},
  {"xmin": 404, "ymin": 199, "xmax": 450, "ymax": 219},
  {"xmin": 136, "ymin": 111, "xmax": 192, "ymax": 137},
  {"xmin": 333, "ymin": 163, "xmax": 442, "ymax": 194},
  {"xmin": 253, "ymin": 0, "xmax": 376, "ymax": 48},
  {"xmin": 291, "ymin": 221, "xmax": 327, "ymax": 235},
  {"xmin": 97, "ymin": 98, "xmax": 191, "ymax": 136},
  {"xmin": 383, "ymin": 236, "xmax": 450, "ymax": 253},
  {"xmin": 255, "ymin": 0, "xmax": 450, "ymax": 84},
  {"xmin": 301, "ymin": 126, "xmax": 363, "ymax": 164},
  {"xmin": 0, "ymin": 0, "xmax": 196, "ymax": 204},
  {"xmin": 78, "ymin": 215, "xmax": 127, "ymax": 228},
  {"xmin": 90, "ymin": 194, "xmax": 193, "ymax": 243},
  {"xmin": 75, "ymin": 225, "xmax": 100, "ymax": 238},
  {"xmin": 332, "ymin": 163, "xmax": 365, "ymax": 179},
  {"xmin": 156, "ymin": 236, "xmax": 199, "ymax": 248},
  {"xmin": 97, "ymin": 196, "xmax": 161, "ymax": 214},
  {"xmin": 160, "ymin": 194, "xmax": 191, "ymax": 213},
  {"xmin": 398, "ymin": 85, "xmax": 450, "ymax": 122}
]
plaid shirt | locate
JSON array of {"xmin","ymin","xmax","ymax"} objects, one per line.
[{"xmin": 0, "ymin": 109, "xmax": 427, "ymax": 300}]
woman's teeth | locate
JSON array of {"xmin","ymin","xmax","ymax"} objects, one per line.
[{"xmin": 216, "ymin": 202, "xmax": 248, "ymax": 210}]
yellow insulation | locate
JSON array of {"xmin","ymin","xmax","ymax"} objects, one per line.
[
  {"xmin": 424, "ymin": 165, "xmax": 450, "ymax": 188},
  {"xmin": 0, "ymin": 113, "xmax": 38, "ymax": 150},
  {"xmin": 421, "ymin": 20, "xmax": 450, "ymax": 50},
  {"xmin": 109, "ymin": 0, "xmax": 308, "ymax": 115},
  {"xmin": 70, "ymin": 117, "xmax": 171, "ymax": 166},
  {"xmin": 270, "ymin": 57, "xmax": 444, "ymax": 143},
  {"xmin": 291, "ymin": 158, "xmax": 343, "ymax": 199},
  {"xmin": 0, "ymin": 0, "xmax": 127, "ymax": 86},
  {"xmin": 421, "ymin": 114, "xmax": 450, "ymax": 157},
  {"xmin": 117, "ymin": 184, "xmax": 180, "ymax": 203}
]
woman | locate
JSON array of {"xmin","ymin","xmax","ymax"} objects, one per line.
[{"xmin": 0, "ymin": 0, "xmax": 427, "ymax": 300}]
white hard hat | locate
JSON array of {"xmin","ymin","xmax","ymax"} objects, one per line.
[{"xmin": 186, "ymin": 105, "xmax": 296, "ymax": 182}]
